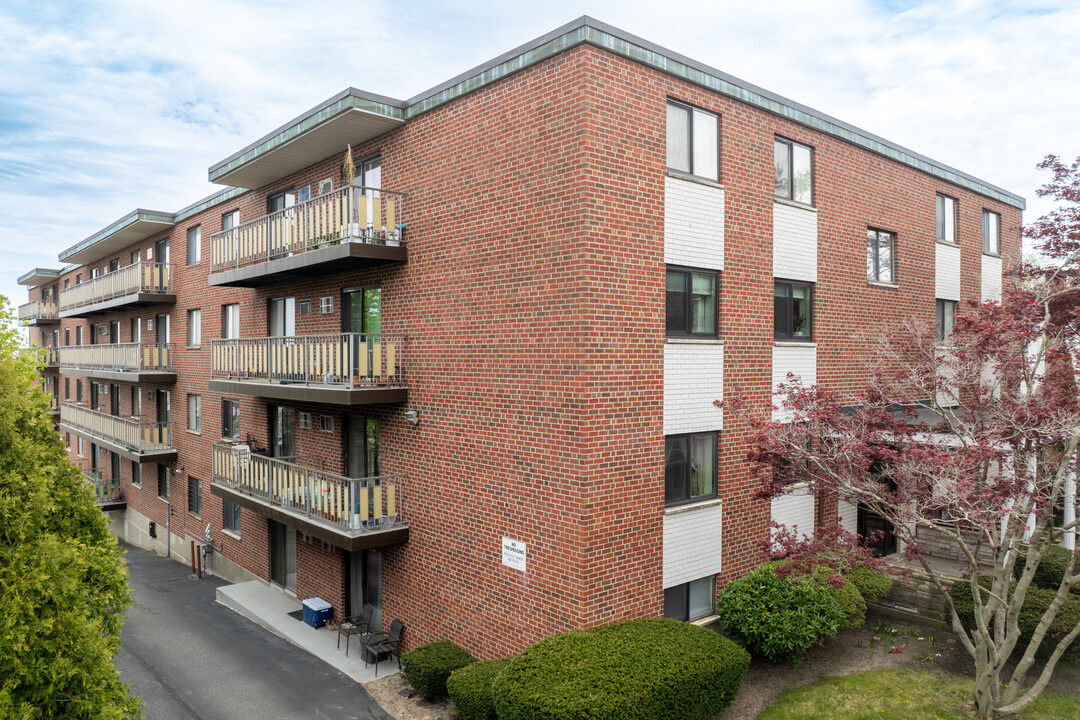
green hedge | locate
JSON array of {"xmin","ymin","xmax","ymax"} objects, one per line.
[
  {"xmin": 846, "ymin": 566, "xmax": 893, "ymax": 602},
  {"xmin": 1018, "ymin": 545, "xmax": 1079, "ymax": 595},
  {"xmin": 492, "ymin": 618, "xmax": 749, "ymax": 720},
  {"xmin": 949, "ymin": 576, "xmax": 1080, "ymax": 654},
  {"xmin": 447, "ymin": 658, "xmax": 511, "ymax": 720},
  {"xmin": 719, "ymin": 564, "xmax": 847, "ymax": 666},
  {"xmin": 400, "ymin": 640, "xmax": 476, "ymax": 701}
]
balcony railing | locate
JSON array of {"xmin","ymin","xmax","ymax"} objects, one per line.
[
  {"xmin": 60, "ymin": 343, "xmax": 171, "ymax": 373},
  {"xmin": 210, "ymin": 333, "xmax": 405, "ymax": 389},
  {"xmin": 211, "ymin": 443, "xmax": 405, "ymax": 533},
  {"xmin": 210, "ymin": 185, "xmax": 407, "ymax": 272},
  {"xmin": 19, "ymin": 300, "xmax": 58, "ymax": 323},
  {"xmin": 84, "ymin": 469, "xmax": 123, "ymax": 505},
  {"xmin": 60, "ymin": 402, "xmax": 171, "ymax": 454},
  {"xmin": 58, "ymin": 261, "xmax": 170, "ymax": 313}
]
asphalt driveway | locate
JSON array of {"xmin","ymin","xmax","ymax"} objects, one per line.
[{"xmin": 115, "ymin": 541, "xmax": 392, "ymax": 720}]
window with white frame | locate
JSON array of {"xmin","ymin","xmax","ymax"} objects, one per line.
[
  {"xmin": 222, "ymin": 210, "xmax": 239, "ymax": 233},
  {"xmin": 187, "ymin": 225, "xmax": 201, "ymax": 265},
  {"xmin": 937, "ymin": 299, "xmax": 957, "ymax": 342},
  {"xmin": 983, "ymin": 210, "xmax": 1000, "ymax": 255},
  {"xmin": 936, "ymin": 194, "xmax": 958, "ymax": 244},
  {"xmin": 222, "ymin": 304, "xmax": 239, "ymax": 340},
  {"xmin": 188, "ymin": 395, "xmax": 201, "ymax": 433},
  {"xmin": 666, "ymin": 100, "xmax": 720, "ymax": 182},
  {"xmin": 664, "ymin": 576, "xmax": 715, "ymax": 622},
  {"xmin": 867, "ymin": 228, "xmax": 896, "ymax": 283},
  {"xmin": 774, "ymin": 137, "xmax": 813, "ymax": 205},
  {"xmin": 224, "ymin": 500, "xmax": 241, "ymax": 534},
  {"xmin": 187, "ymin": 309, "xmax": 201, "ymax": 347}
]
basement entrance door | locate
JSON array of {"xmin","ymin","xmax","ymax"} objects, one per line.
[
  {"xmin": 347, "ymin": 549, "xmax": 382, "ymax": 630},
  {"xmin": 269, "ymin": 520, "xmax": 297, "ymax": 593}
]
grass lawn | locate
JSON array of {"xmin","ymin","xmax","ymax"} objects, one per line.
[{"xmin": 755, "ymin": 669, "xmax": 1080, "ymax": 720}]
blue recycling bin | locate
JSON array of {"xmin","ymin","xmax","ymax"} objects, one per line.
[{"xmin": 302, "ymin": 597, "xmax": 332, "ymax": 628}]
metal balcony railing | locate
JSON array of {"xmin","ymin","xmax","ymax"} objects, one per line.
[
  {"xmin": 60, "ymin": 343, "xmax": 171, "ymax": 373},
  {"xmin": 18, "ymin": 300, "xmax": 58, "ymax": 323},
  {"xmin": 211, "ymin": 443, "xmax": 405, "ymax": 533},
  {"xmin": 60, "ymin": 402, "xmax": 171, "ymax": 454},
  {"xmin": 58, "ymin": 261, "xmax": 170, "ymax": 313},
  {"xmin": 210, "ymin": 185, "xmax": 406, "ymax": 272},
  {"xmin": 210, "ymin": 333, "xmax": 405, "ymax": 389},
  {"xmin": 84, "ymin": 469, "xmax": 123, "ymax": 505}
]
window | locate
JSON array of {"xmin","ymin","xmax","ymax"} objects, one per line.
[
  {"xmin": 774, "ymin": 281, "xmax": 813, "ymax": 340},
  {"xmin": 320, "ymin": 297, "xmax": 334, "ymax": 314},
  {"xmin": 936, "ymin": 299, "xmax": 957, "ymax": 343},
  {"xmin": 222, "ymin": 210, "xmax": 239, "ymax": 233},
  {"xmin": 983, "ymin": 210, "xmax": 1000, "ymax": 255},
  {"xmin": 64, "ymin": 377, "xmax": 70, "ymax": 400},
  {"xmin": 187, "ymin": 477, "xmax": 202, "ymax": 515},
  {"xmin": 76, "ymin": 326, "xmax": 83, "ymax": 346},
  {"xmin": 188, "ymin": 395, "xmax": 201, "ymax": 432},
  {"xmin": 774, "ymin": 137, "xmax": 813, "ymax": 205},
  {"xmin": 224, "ymin": 500, "xmax": 241, "ymax": 534},
  {"xmin": 298, "ymin": 186, "xmax": 311, "ymax": 204},
  {"xmin": 666, "ymin": 100, "xmax": 719, "ymax": 182},
  {"xmin": 187, "ymin": 309, "xmax": 201, "ymax": 347},
  {"xmin": 187, "ymin": 225, "xmax": 201, "ymax": 265},
  {"xmin": 131, "ymin": 461, "xmax": 141, "ymax": 487},
  {"xmin": 132, "ymin": 386, "xmax": 142, "ymax": 418},
  {"xmin": 866, "ymin": 228, "xmax": 896, "ymax": 284},
  {"xmin": 64, "ymin": 328, "xmax": 70, "ymax": 346},
  {"xmin": 664, "ymin": 576, "xmax": 715, "ymax": 622},
  {"xmin": 664, "ymin": 432, "xmax": 717, "ymax": 506},
  {"xmin": 77, "ymin": 437, "xmax": 83, "ymax": 457},
  {"xmin": 76, "ymin": 380, "xmax": 82, "ymax": 403},
  {"xmin": 111, "ymin": 453, "xmax": 120, "ymax": 481},
  {"xmin": 131, "ymin": 250, "xmax": 140, "ymax": 265},
  {"xmin": 222, "ymin": 304, "xmax": 239, "ymax": 340},
  {"xmin": 936, "ymin": 194, "xmax": 958, "ymax": 244},
  {"xmin": 222, "ymin": 399, "xmax": 239, "ymax": 438},
  {"xmin": 666, "ymin": 268, "xmax": 718, "ymax": 337},
  {"xmin": 157, "ymin": 464, "xmax": 170, "ymax": 500},
  {"xmin": 267, "ymin": 191, "xmax": 295, "ymax": 213},
  {"xmin": 320, "ymin": 415, "xmax": 335, "ymax": 432},
  {"xmin": 75, "ymin": 274, "xmax": 82, "ymax": 285},
  {"xmin": 65, "ymin": 432, "xmax": 70, "ymax": 450}
]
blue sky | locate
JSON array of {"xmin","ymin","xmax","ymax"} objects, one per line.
[{"xmin": 2, "ymin": 0, "xmax": 1078, "ymax": 320}]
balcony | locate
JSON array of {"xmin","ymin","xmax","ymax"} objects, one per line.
[
  {"xmin": 59, "ymin": 343, "xmax": 176, "ymax": 383},
  {"xmin": 208, "ymin": 185, "xmax": 407, "ymax": 287},
  {"xmin": 19, "ymin": 300, "xmax": 59, "ymax": 325},
  {"xmin": 209, "ymin": 333, "xmax": 406, "ymax": 405},
  {"xmin": 210, "ymin": 443, "xmax": 407, "ymax": 550},
  {"xmin": 84, "ymin": 469, "xmax": 125, "ymax": 510},
  {"xmin": 58, "ymin": 261, "xmax": 174, "ymax": 318},
  {"xmin": 59, "ymin": 402, "xmax": 176, "ymax": 463}
]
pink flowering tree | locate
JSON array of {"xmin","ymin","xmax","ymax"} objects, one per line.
[{"xmin": 722, "ymin": 155, "xmax": 1080, "ymax": 719}]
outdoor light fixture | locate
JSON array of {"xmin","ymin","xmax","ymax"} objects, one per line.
[{"xmin": 404, "ymin": 409, "xmax": 419, "ymax": 425}]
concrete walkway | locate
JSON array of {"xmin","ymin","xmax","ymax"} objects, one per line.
[{"xmin": 217, "ymin": 580, "xmax": 396, "ymax": 683}]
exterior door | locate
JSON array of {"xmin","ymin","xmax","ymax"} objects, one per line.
[
  {"xmin": 156, "ymin": 314, "xmax": 170, "ymax": 345},
  {"xmin": 269, "ymin": 520, "xmax": 297, "ymax": 593},
  {"xmin": 342, "ymin": 287, "xmax": 381, "ymax": 379},
  {"xmin": 109, "ymin": 320, "xmax": 120, "ymax": 344},
  {"xmin": 347, "ymin": 549, "xmax": 382, "ymax": 630},
  {"xmin": 345, "ymin": 417, "xmax": 380, "ymax": 479},
  {"xmin": 268, "ymin": 298, "xmax": 295, "ymax": 337},
  {"xmin": 270, "ymin": 406, "xmax": 296, "ymax": 459},
  {"xmin": 857, "ymin": 506, "xmax": 897, "ymax": 557},
  {"xmin": 156, "ymin": 390, "xmax": 170, "ymax": 425},
  {"xmin": 110, "ymin": 385, "xmax": 120, "ymax": 416},
  {"xmin": 90, "ymin": 382, "xmax": 99, "ymax": 410},
  {"xmin": 155, "ymin": 239, "xmax": 169, "ymax": 266}
]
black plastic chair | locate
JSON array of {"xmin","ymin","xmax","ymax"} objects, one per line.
[
  {"xmin": 363, "ymin": 619, "xmax": 404, "ymax": 675},
  {"xmin": 337, "ymin": 606, "xmax": 374, "ymax": 657}
]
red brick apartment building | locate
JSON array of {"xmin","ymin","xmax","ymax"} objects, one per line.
[{"xmin": 18, "ymin": 17, "xmax": 1023, "ymax": 658}]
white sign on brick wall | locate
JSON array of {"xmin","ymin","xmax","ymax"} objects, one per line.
[{"xmin": 502, "ymin": 537, "xmax": 526, "ymax": 571}]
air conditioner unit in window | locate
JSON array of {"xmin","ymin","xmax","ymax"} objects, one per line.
[
  {"xmin": 298, "ymin": 300, "xmax": 311, "ymax": 316},
  {"xmin": 99, "ymin": 326, "xmax": 109, "ymax": 336},
  {"xmin": 318, "ymin": 178, "xmax": 333, "ymax": 196}
]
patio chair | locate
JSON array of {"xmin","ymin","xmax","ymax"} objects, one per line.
[
  {"xmin": 337, "ymin": 606, "xmax": 374, "ymax": 657},
  {"xmin": 363, "ymin": 619, "xmax": 404, "ymax": 675}
]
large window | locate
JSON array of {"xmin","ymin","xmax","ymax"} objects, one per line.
[
  {"xmin": 983, "ymin": 210, "xmax": 1000, "ymax": 255},
  {"xmin": 222, "ymin": 304, "xmax": 239, "ymax": 340},
  {"xmin": 222, "ymin": 210, "xmax": 239, "ymax": 233},
  {"xmin": 131, "ymin": 460, "xmax": 141, "ymax": 487},
  {"xmin": 936, "ymin": 194, "xmax": 958, "ymax": 244},
  {"xmin": 774, "ymin": 281, "xmax": 813, "ymax": 340},
  {"xmin": 187, "ymin": 309, "xmax": 201, "ymax": 347},
  {"xmin": 867, "ymin": 228, "xmax": 896, "ymax": 283},
  {"xmin": 187, "ymin": 394, "xmax": 201, "ymax": 433},
  {"xmin": 666, "ymin": 267, "xmax": 718, "ymax": 337},
  {"xmin": 664, "ymin": 576, "xmax": 715, "ymax": 622},
  {"xmin": 187, "ymin": 477, "xmax": 202, "ymax": 516},
  {"xmin": 665, "ymin": 432, "xmax": 717, "ymax": 506},
  {"xmin": 187, "ymin": 225, "xmax": 201, "ymax": 265},
  {"xmin": 666, "ymin": 101, "xmax": 719, "ymax": 182},
  {"xmin": 936, "ymin": 299, "xmax": 957, "ymax": 342},
  {"xmin": 157, "ymin": 464, "xmax": 170, "ymax": 500},
  {"xmin": 774, "ymin": 137, "xmax": 813, "ymax": 205},
  {"xmin": 224, "ymin": 500, "xmax": 241, "ymax": 534},
  {"xmin": 222, "ymin": 399, "xmax": 240, "ymax": 438}
]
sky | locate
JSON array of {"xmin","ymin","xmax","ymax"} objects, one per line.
[{"xmin": 2, "ymin": 0, "xmax": 1078, "ymax": 322}]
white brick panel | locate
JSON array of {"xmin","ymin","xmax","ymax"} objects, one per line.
[
  {"xmin": 772, "ymin": 344, "xmax": 816, "ymax": 422},
  {"xmin": 664, "ymin": 342, "xmax": 724, "ymax": 434},
  {"xmin": 839, "ymin": 500, "xmax": 858, "ymax": 533},
  {"xmin": 773, "ymin": 202, "xmax": 817, "ymax": 282},
  {"xmin": 664, "ymin": 176, "xmax": 724, "ymax": 270},
  {"xmin": 981, "ymin": 254, "xmax": 1002, "ymax": 302},
  {"xmin": 663, "ymin": 501, "xmax": 723, "ymax": 588},
  {"xmin": 771, "ymin": 489, "xmax": 815, "ymax": 535},
  {"xmin": 935, "ymin": 243, "xmax": 961, "ymax": 301}
]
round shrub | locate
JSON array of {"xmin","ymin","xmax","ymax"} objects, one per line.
[
  {"xmin": 718, "ymin": 564, "xmax": 847, "ymax": 666},
  {"xmin": 400, "ymin": 640, "xmax": 476, "ymax": 701},
  {"xmin": 447, "ymin": 658, "xmax": 511, "ymax": 720},
  {"xmin": 846, "ymin": 565, "xmax": 894, "ymax": 602},
  {"xmin": 492, "ymin": 617, "xmax": 749, "ymax": 720},
  {"xmin": 810, "ymin": 565, "xmax": 867, "ymax": 629}
]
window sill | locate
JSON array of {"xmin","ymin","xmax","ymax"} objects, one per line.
[
  {"xmin": 691, "ymin": 613, "xmax": 720, "ymax": 628},
  {"xmin": 186, "ymin": 429, "xmax": 202, "ymax": 436},
  {"xmin": 131, "ymin": 483, "xmax": 142, "ymax": 489},
  {"xmin": 936, "ymin": 240, "xmax": 960, "ymax": 248},
  {"xmin": 158, "ymin": 496, "xmax": 170, "ymax": 504},
  {"xmin": 666, "ymin": 337, "xmax": 724, "ymax": 346},
  {"xmin": 665, "ymin": 169, "xmax": 724, "ymax": 190},
  {"xmin": 867, "ymin": 280, "xmax": 899, "ymax": 289},
  {"xmin": 188, "ymin": 512, "xmax": 202, "ymax": 521},
  {"xmin": 773, "ymin": 197, "xmax": 816, "ymax": 212},
  {"xmin": 774, "ymin": 341, "xmax": 816, "ymax": 348},
  {"xmin": 186, "ymin": 345, "xmax": 201, "ymax": 350},
  {"xmin": 982, "ymin": 252, "xmax": 1001, "ymax": 259},
  {"xmin": 665, "ymin": 497, "xmax": 722, "ymax": 516},
  {"xmin": 222, "ymin": 529, "xmax": 241, "ymax": 541}
]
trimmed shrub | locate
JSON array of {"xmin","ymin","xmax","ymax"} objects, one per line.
[
  {"xmin": 492, "ymin": 617, "xmax": 749, "ymax": 720},
  {"xmin": 847, "ymin": 565, "xmax": 894, "ymax": 602},
  {"xmin": 718, "ymin": 564, "xmax": 847, "ymax": 666},
  {"xmin": 447, "ymin": 658, "xmax": 511, "ymax": 720},
  {"xmin": 401, "ymin": 641, "xmax": 476, "ymax": 701},
  {"xmin": 810, "ymin": 565, "xmax": 867, "ymax": 629},
  {"xmin": 949, "ymin": 576, "xmax": 1080, "ymax": 655},
  {"xmin": 1020, "ymin": 545, "xmax": 1079, "ymax": 595}
]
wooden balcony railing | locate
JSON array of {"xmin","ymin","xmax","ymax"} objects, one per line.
[
  {"xmin": 211, "ymin": 443, "xmax": 404, "ymax": 533},
  {"xmin": 60, "ymin": 402, "xmax": 171, "ymax": 453},
  {"xmin": 210, "ymin": 333, "xmax": 405, "ymax": 389},
  {"xmin": 84, "ymin": 470, "xmax": 123, "ymax": 505},
  {"xmin": 58, "ymin": 261, "xmax": 170, "ymax": 313},
  {"xmin": 60, "ymin": 343, "xmax": 171, "ymax": 373},
  {"xmin": 210, "ymin": 185, "xmax": 406, "ymax": 272},
  {"xmin": 18, "ymin": 300, "xmax": 58, "ymax": 323}
]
